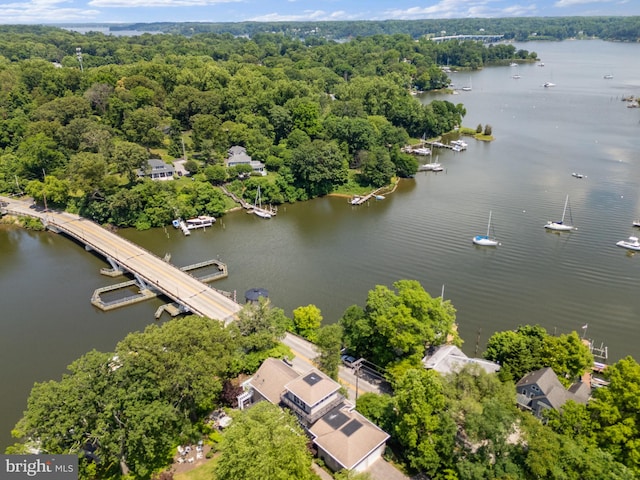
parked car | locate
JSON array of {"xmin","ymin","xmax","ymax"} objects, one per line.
[{"xmin": 341, "ymin": 354, "xmax": 357, "ymax": 367}]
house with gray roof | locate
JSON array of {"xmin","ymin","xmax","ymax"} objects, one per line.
[
  {"xmin": 138, "ymin": 159, "xmax": 175, "ymax": 181},
  {"xmin": 516, "ymin": 367, "xmax": 590, "ymax": 418},
  {"xmin": 225, "ymin": 146, "xmax": 266, "ymax": 176},
  {"xmin": 422, "ymin": 344, "xmax": 500, "ymax": 375}
]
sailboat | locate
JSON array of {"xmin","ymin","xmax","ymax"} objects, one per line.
[
  {"xmin": 473, "ymin": 211, "xmax": 499, "ymax": 246},
  {"xmin": 461, "ymin": 77, "xmax": 472, "ymax": 91},
  {"xmin": 253, "ymin": 186, "xmax": 272, "ymax": 219},
  {"xmin": 545, "ymin": 195, "xmax": 576, "ymax": 231},
  {"xmin": 418, "ymin": 155, "xmax": 442, "ymax": 172}
]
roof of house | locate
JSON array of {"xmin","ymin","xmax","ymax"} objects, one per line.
[
  {"xmin": 310, "ymin": 405, "xmax": 389, "ymax": 470},
  {"xmin": 285, "ymin": 368, "xmax": 341, "ymax": 408},
  {"xmin": 248, "ymin": 358, "xmax": 299, "ymax": 405},
  {"xmin": 422, "ymin": 344, "xmax": 500, "ymax": 375},
  {"xmin": 516, "ymin": 367, "xmax": 590, "ymax": 410},
  {"xmin": 148, "ymin": 159, "xmax": 174, "ymax": 171}
]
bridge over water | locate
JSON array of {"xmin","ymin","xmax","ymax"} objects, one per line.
[{"xmin": 1, "ymin": 196, "xmax": 241, "ymax": 323}]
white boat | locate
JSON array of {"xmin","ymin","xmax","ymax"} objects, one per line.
[
  {"xmin": 413, "ymin": 147, "xmax": 432, "ymax": 156},
  {"xmin": 186, "ymin": 215, "xmax": 215, "ymax": 230},
  {"xmin": 473, "ymin": 211, "xmax": 499, "ymax": 246},
  {"xmin": 616, "ymin": 236, "xmax": 640, "ymax": 251},
  {"xmin": 633, "ymin": 220, "xmax": 640, "ymax": 227},
  {"xmin": 418, "ymin": 156, "xmax": 442, "ymax": 172},
  {"xmin": 545, "ymin": 195, "xmax": 576, "ymax": 231},
  {"xmin": 538, "ymin": 62, "xmax": 545, "ymax": 67},
  {"xmin": 512, "ymin": 74, "xmax": 521, "ymax": 79},
  {"xmin": 375, "ymin": 195, "xmax": 385, "ymax": 200},
  {"xmin": 450, "ymin": 139, "xmax": 468, "ymax": 150},
  {"xmin": 461, "ymin": 77, "xmax": 472, "ymax": 91},
  {"xmin": 572, "ymin": 172, "xmax": 584, "ymax": 179},
  {"xmin": 543, "ymin": 81, "xmax": 556, "ymax": 88},
  {"xmin": 253, "ymin": 186, "xmax": 272, "ymax": 219},
  {"xmin": 604, "ymin": 74, "xmax": 613, "ymax": 79},
  {"xmin": 350, "ymin": 196, "xmax": 362, "ymax": 205}
]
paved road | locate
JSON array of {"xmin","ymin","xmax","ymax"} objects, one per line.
[
  {"xmin": 282, "ymin": 333, "xmax": 384, "ymax": 402},
  {"xmin": 1, "ymin": 196, "xmax": 241, "ymax": 323}
]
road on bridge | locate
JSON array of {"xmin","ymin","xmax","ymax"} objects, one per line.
[{"xmin": 1, "ymin": 196, "xmax": 241, "ymax": 323}]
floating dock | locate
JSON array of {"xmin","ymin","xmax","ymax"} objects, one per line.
[{"xmin": 91, "ymin": 259, "xmax": 228, "ymax": 312}]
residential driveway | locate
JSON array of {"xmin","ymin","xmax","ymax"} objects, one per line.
[{"xmin": 367, "ymin": 458, "xmax": 410, "ymax": 480}]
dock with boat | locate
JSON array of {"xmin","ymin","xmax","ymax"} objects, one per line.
[{"xmin": 220, "ymin": 185, "xmax": 277, "ymax": 218}]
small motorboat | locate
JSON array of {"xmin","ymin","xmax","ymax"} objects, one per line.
[
  {"xmin": 633, "ymin": 220, "xmax": 640, "ymax": 227},
  {"xmin": 572, "ymin": 172, "xmax": 584, "ymax": 179},
  {"xmin": 616, "ymin": 236, "xmax": 640, "ymax": 251}
]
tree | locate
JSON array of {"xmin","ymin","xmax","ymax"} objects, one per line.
[
  {"xmin": 393, "ymin": 368, "xmax": 456, "ymax": 475},
  {"xmin": 483, "ymin": 325, "xmax": 547, "ymax": 382},
  {"xmin": 589, "ymin": 356, "xmax": 640, "ymax": 475},
  {"xmin": 341, "ymin": 280, "xmax": 459, "ymax": 368},
  {"xmin": 292, "ymin": 304, "xmax": 322, "ymax": 342},
  {"xmin": 315, "ymin": 323, "xmax": 343, "ymax": 380},
  {"xmin": 10, "ymin": 317, "xmax": 244, "ymax": 479},
  {"xmin": 215, "ymin": 402, "xmax": 315, "ymax": 480},
  {"xmin": 235, "ymin": 298, "xmax": 291, "ymax": 371},
  {"xmin": 358, "ymin": 147, "xmax": 396, "ymax": 188},
  {"xmin": 542, "ymin": 331, "xmax": 593, "ymax": 386},
  {"xmin": 110, "ymin": 141, "xmax": 149, "ymax": 184},
  {"xmin": 289, "ymin": 139, "xmax": 349, "ymax": 197},
  {"xmin": 483, "ymin": 124, "xmax": 492, "ymax": 136}
]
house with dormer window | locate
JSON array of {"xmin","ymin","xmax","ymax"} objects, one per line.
[{"xmin": 237, "ymin": 358, "xmax": 389, "ymax": 474}]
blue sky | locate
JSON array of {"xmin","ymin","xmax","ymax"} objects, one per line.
[{"xmin": 1, "ymin": 0, "xmax": 637, "ymax": 25}]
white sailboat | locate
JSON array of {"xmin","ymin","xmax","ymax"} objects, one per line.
[
  {"xmin": 545, "ymin": 195, "xmax": 576, "ymax": 231},
  {"xmin": 473, "ymin": 211, "xmax": 499, "ymax": 246},
  {"xmin": 253, "ymin": 186, "xmax": 272, "ymax": 219},
  {"xmin": 461, "ymin": 77, "xmax": 472, "ymax": 91}
]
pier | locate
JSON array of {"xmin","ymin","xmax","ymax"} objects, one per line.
[
  {"xmin": 1, "ymin": 196, "xmax": 242, "ymax": 323},
  {"xmin": 220, "ymin": 185, "xmax": 277, "ymax": 217}
]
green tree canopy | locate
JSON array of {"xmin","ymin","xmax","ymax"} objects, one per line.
[
  {"xmin": 215, "ymin": 402, "xmax": 316, "ymax": 480},
  {"xmin": 341, "ymin": 280, "xmax": 459, "ymax": 368}
]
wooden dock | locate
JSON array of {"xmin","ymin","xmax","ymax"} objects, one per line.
[{"xmin": 220, "ymin": 185, "xmax": 277, "ymax": 217}]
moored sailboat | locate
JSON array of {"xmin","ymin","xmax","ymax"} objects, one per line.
[
  {"xmin": 545, "ymin": 195, "xmax": 576, "ymax": 231},
  {"xmin": 473, "ymin": 211, "xmax": 500, "ymax": 246}
]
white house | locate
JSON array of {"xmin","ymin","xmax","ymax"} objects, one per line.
[{"xmin": 225, "ymin": 146, "xmax": 267, "ymax": 176}]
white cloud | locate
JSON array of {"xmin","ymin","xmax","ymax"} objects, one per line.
[
  {"xmin": 385, "ymin": 0, "xmax": 538, "ymax": 19},
  {"xmin": 88, "ymin": 0, "xmax": 240, "ymax": 6},
  {"xmin": 554, "ymin": 0, "xmax": 611, "ymax": 6},
  {"xmin": 0, "ymin": 0, "xmax": 100, "ymax": 23},
  {"xmin": 248, "ymin": 9, "xmax": 358, "ymax": 21}
]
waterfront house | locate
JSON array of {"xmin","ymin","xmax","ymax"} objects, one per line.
[
  {"xmin": 138, "ymin": 159, "xmax": 175, "ymax": 181},
  {"xmin": 515, "ymin": 367, "xmax": 590, "ymax": 418},
  {"xmin": 237, "ymin": 358, "xmax": 389, "ymax": 473},
  {"xmin": 225, "ymin": 146, "xmax": 267, "ymax": 176},
  {"xmin": 422, "ymin": 344, "xmax": 500, "ymax": 375}
]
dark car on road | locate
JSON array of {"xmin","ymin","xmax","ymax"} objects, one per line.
[{"xmin": 341, "ymin": 354, "xmax": 357, "ymax": 367}]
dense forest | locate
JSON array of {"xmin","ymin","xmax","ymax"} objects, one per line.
[
  {"xmin": 108, "ymin": 16, "xmax": 640, "ymax": 42},
  {"xmin": 8, "ymin": 281, "xmax": 640, "ymax": 479},
  {"xmin": 0, "ymin": 26, "xmax": 532, "ymax": 229}
]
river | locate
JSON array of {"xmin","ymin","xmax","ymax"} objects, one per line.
[{"xmin": 1, "ymin": 40, "xmax": 639, "ymax": 450}]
